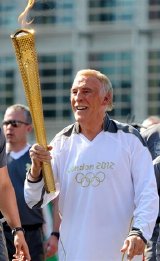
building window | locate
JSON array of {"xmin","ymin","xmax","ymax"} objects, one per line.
[
  {"xmin": 88, "ymin": 51, "xmax": 132, "ymax": 120},
  {"xmin": 148, "ymin": 0, "xmax": 160, "ymax": 20},
  {"xmin": 88, "ymin": 0, "xmax": 134, "ymax": 24},
  {"xmin": 0, "ymin": 56, "xmax": 14, "ymax": 119},
  {"xmin": 30, "ymin": 0, "xmax": 74, "ymax": 26},
  {"xmin": 38, "ymin": 53, "xmax": 73, "ymax": 119},
  {"xmin": 148, "ymin": 50, "xmax": 160, "ymax": 115},
  {"xmin": 0, "ymin": 2, "xmax": 18, "ymax": 28}
]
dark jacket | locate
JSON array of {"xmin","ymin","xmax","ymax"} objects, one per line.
[{"xmin": 141, "ymin": 123, "xmax": 160, "ymax": 221}]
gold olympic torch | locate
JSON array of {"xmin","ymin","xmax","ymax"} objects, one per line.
[{"xmin": 10, "ymin": 29, "xmax": 56, "ymax": 193}]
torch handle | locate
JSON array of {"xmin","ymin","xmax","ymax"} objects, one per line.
[{"xmin": 42, "ymin": 162, "xmax": 56, "ymax": 193}]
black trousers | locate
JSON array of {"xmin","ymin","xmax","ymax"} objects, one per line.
[
  {"xmin": 0, "ymin": 223, "xmax": 9, "ymax": 261},
  {"xmin": 144, "ymin": 223, "xmax": 160, "ymax": 261},
  {"xmin": 3, "ymin": 223, "xmax": 45, "ymax": 261}
]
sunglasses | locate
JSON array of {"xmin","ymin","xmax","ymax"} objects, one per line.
[{"xmin": 2, "ymin": 120, "xmax": 29, "ymax": 128}]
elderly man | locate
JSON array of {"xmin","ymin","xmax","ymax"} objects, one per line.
[{"xmin": 24, "ymin": 69, "xmax": 159, "ymax": 261}]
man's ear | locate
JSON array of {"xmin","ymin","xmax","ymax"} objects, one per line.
[
  {"xmin": 102, "ymin": 93, "xmax": 113, "ymax": 111},
  {"xmin": 103, "ymin": 93, "xmax": 111, "ymax": 105},
  {"xmin": 27, "ymin": 124, "xmax": 33, "ymax": 133}
]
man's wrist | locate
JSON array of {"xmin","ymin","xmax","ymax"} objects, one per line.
[
  {"xmin": 128, "ymin": 227, "xmax": 147, "ymax": 244},
  {"xmin": 27, "ymin": 168, "xmax": 42, "ymax": 183},
  {"xmin": 50, "ymin": 231, "xmax": 60, "ymax": 240},
  {"xmin": 12, "ymin": 227, "xmax": 25, "ymax": 237}
]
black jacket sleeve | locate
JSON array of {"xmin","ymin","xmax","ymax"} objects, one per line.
[{"xmin": 153, "ymin": 156, "xmax": 160, "ymax": 190}]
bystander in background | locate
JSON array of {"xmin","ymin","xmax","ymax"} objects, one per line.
[
  {"xmin": 0, "ymin": 126, "xmax": 30, "ymax": 261},
  {"xmin": 44, "ymin": 197, "xmax": 60, "ymax": 260},
  {"xmin": 140, "ymin": 115, "xmax": 160, "ymax": 133},
  {"xmin": 0, "ymin": 104, "xmax": 44, "ymax": 261},
  {"xmin": 140, "ymin": 116, "xmax": 160, "ymax": 261}
]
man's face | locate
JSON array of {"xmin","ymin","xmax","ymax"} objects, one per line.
[
  {"xmin": 3, "ymin": 108, "xmax": 31, "ymax": 147},
  {"xmin": 70, "ymin": 75, "xmax": 107, "ymax": 127}
]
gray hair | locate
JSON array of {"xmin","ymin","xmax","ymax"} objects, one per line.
[
  {"xmin": 75, "ymin": 69, "xmax": 113, "ymax": 111},
  {"xmin": 5, "ymin": 104, "xmax": 32, "ymax": 124}
]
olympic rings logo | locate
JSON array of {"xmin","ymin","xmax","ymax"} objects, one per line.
[
  {"xmin": 75, "ymin": 172, "xmax": 105, "ymax": 187},
  {"xmin": 26, "ymin": 163, "xmax": 31, "ymax": 172}
]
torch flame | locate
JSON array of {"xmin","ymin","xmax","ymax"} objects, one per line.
[{"xmin": 18, "ymin": 0, "xmax": 35, "ymax": 27}]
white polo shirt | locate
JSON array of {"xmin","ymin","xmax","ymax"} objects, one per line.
[{"xmin": 25, "ymin": 117, "xmax": 159, "ymax": 261}]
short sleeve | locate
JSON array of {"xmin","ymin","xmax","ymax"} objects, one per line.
[{"xmin": 0, "ymin": 128, "xmax": 7, "ymax": 168}]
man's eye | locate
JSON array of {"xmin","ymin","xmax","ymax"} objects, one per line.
[
  {"xmin": 71, "ymin": 89, "xmax": 77, "ymax": 94},
  {"xmin": 84, "ymin": 90, "xmax": 90, "ymax": 94}
]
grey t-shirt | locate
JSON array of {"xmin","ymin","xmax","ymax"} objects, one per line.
[
  {"xmin": 0, "ymin": 129, "xmax": 10, "ymax": 260},
  {"xmin": 0, "ymin": 128, "xmax": 7, "ymax": 168}
]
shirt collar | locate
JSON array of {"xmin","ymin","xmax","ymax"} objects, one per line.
[{"xmin": 9, "ymin": 144, "xmax": 30, "ymax": 160}]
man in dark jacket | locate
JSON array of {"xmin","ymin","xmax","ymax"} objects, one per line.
[
  {"xmin": 1, "ymin": 104, "xmax": 44, "ymax": 261},
  {"xmin": 141, "ymin": 121, "xmax": 160, "ymax": 260},
  {"xmin": 0, "ymin": 127, "xmax": 30, "ymax": 261}
]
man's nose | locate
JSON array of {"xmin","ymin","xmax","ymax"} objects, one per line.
[
  {"xmin": 76, "ymin": 91, "xmax": 83, "ymax": 100},
  {"xmin": 6, "ymin": 123, "xmax": 12, "ymax": 128}
]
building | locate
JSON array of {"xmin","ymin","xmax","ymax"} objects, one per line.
[{"xmin": 0, "ymin": 0, "xmax": 160, "ymax": 140}]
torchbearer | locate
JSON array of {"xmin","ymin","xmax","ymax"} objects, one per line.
[{"xmin": 24, "ymin": 69, "xmax": 159, "ymax": 261}]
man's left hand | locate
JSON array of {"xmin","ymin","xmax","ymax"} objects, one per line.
[{"xmin": 121, "ymin": 235, "xmax": 145, "ymax": 260}]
